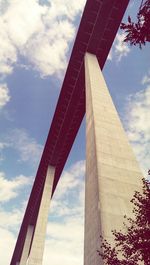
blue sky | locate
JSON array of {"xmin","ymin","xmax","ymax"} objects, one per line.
[{"xmin": 0, "ymin": 0, "xmax": 150, "ymax": 264}]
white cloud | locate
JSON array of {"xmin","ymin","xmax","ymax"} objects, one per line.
[
  {"xmin": 0, "ymin": 227, "xmax": 16, "ymax": 265},
  {"xmin": 5, "ymin": 128, "xmax": 43, "ymax": 165},
  {"xmin": 0, "ymin": 83, "xmax": 10, "ymax": 108},
  {"xmin": 43, "ymin": 160, "xmax": 85, "ymax": 265},
  {"xmin": 108, "ymin": 32, "xmax": 131, "ymax": 62},
  {"xmin": 44, "ymin": 238, "xmax": 82, "ymax": 265},
  {"xmin": 50, "ymin": 160, "xmax": 85, "ymax": 217},
  {"xmin": 0, "ymin": 207, "xmax": 23, "ymax": 230},
  {"xmin": 125, "ymin": 74, "xmax": 150, "ymax": 175},
  {"xmin": 45, "ymin": 0, "xmax": 86, "ymax": 21},
  {"xmin": 0, "ymin": 200, "xmax": 29, "ymax": 265},
  {"xmin": 47, "ymin": 217, "xmax": 84, "ymax": 242},
  {"xmin": 114, "ymin": 33, "xmax": 130, "ymax": 61},
  {"xmin": 0, "ymin": 0, "xmax": 86, "ymax": 77},
  {"xmin": 24, "ymin": 20, "xmax": 75, "ymax": 77},
  {"xmin": 44, "ymin": 216, "xmax": 84, "ymax": 265},
  {"xmin": 0, "ymin": 19, "xmax": 17, "ymax": 75},
  {"xmin": 3, "ymin": 0, "xmax": 46, "ymax": 47},
  {"xmin": 0, "ymin": 160, "xmax": 85, "ymax": 265},
  {"xmin": 141, "ymin": 70, "xmax": 150, "ymax": 85},
  {"xmin": 54, "ymin": 160, "xmax": 85, "ymax": 198},
  {"xmin": 107, "ymin": 49, "xmax": 113, "ymax": 61},
  {"xmin": 0, "ymin": 141, "xmax": 9, "ymax": 161},
  {"xmin": 0, "ymin": 142, "xmax": 8, "ymax": 149},
  {"xmin": 0, "ymin": 168, "xmax": 32, "ymax": 263},
  {"xmin": 0, "ymin": 201, "xmax": 28, "ymax": 264},
  {"xmin": 0, "ymin": 171, "xmax": 32, "ymax": 202}
]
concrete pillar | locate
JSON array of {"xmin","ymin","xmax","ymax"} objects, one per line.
[
  {"xmin": 84, "ymin": 53, "xmax": 142, "ymax": 265},
  {"xmin": 19, "ymin": 225, "xmax": 34, "ymax": 265},
  {"xmin": 27, "ymin": 165, "xmax": 55, "ymax": 265}
]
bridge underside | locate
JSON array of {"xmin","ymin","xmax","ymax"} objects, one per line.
[{"xmin": 10, "ymin": 1, "xmax": 129, "ymax": 264}]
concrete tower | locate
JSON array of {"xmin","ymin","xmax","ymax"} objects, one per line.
[{"xmin": 84, "ymin": 53, "xmax": 142, "ymax": 265}]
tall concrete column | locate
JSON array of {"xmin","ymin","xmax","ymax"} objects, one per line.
[
  {"xmin": 84, "ymin": 53, "xmax": 142, "ymax": 265},
  {"xmin": 27, "ymin": 165, "xmax": 55, "ymax": 265},
  {"xmin": 18, "ymin": 225, "xmax": 34, "ymax": 265}
]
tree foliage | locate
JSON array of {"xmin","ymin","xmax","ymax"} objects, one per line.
[
  {"xmin": 98, "ymin": 177, "xmax": 150, "ymax": 265},
  {"xmin": 120, "ymin": 0, "xmax": 150, "ymax": 48}
]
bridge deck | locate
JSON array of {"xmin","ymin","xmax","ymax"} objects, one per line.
[{"xmin": 10, "ymin": 0, "xmax": 129, "ymax": 264}]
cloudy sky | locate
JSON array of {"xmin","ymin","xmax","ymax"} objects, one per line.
[{"xmin": 0, "ymin": 0, "xmax": 150, "ymax": 264}]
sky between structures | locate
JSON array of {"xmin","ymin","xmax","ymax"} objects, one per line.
[{"xmin": 0, "ymin": 0, "xmax": 150, "ymax": 265}]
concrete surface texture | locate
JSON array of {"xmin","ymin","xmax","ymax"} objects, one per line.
[
  {"xmin": 19, "ymin": 225, "xmax": 34, "ymax": 265},
  {"xmin": 84, "ymin": 52, "xmax": 142, "ymax": 265},
  {"xmin": 27, "ymin": 166, "xmax": 55, "ymax": 265}
]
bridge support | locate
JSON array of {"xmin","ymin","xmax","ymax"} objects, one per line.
[
  {"xmin": 84, "ymin": 53, "xmax": 142, "ymax": 265},
  {"xmin": 19, "ymin": 225, "xmax": 34, "ymax": 265},
  {"xmin": 18, "ymin": 165, "xmax": 55, "ymax": 265},
  {"xmin": 27, "ymin": 165, "xmax": 55, "ymax": 265}
]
